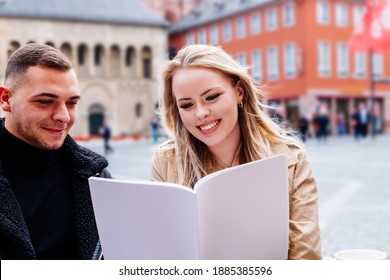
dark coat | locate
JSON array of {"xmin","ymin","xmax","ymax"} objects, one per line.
[{"xmin": 0, "ymin": 118, "xmax": 111, "ymax": 259}]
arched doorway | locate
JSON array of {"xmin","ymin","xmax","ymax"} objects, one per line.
[{"xmin": 88, "ymin": 104, "xmax": 104, "ymax": 135}]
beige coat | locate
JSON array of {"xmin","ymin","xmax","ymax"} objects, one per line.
[{"xmin": 151, "ymin": 142, "xmax": 322, "ymax": 260}]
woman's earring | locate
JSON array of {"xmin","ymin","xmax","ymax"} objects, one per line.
[{"xmin": 239, "ymin": 101, "xmax": 243, "ymax": 108}]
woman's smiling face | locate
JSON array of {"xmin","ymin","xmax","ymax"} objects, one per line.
[{"xmin": 172, "ymin": 67, "xmax": 243, "ymax": 150}]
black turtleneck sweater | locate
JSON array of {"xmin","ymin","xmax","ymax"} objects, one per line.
[{"xmin": 0, "ymin": 127, "xmax": 79, "ymax": 259}]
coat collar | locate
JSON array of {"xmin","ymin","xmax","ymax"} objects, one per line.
[{"xmin": 269, "ymin": 142, "xmax": 300, "ymax": 167}]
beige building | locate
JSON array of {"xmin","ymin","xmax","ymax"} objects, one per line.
[{"xmin": 0, "ymin": 0, "xmax": 168, "ymax": 138}]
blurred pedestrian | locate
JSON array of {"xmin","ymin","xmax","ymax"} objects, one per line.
[
  {"xmin": 315, "ymin": 104, "xmax": 329, "ymax": 143},
  {"xmin": 358, "ymin": 103, "xmax": 369, "ymax": 140},
  {"xmin": 298, "ymin": 114, "xmax": 309, "ymax": 142},
  {"xmin": 335, "ymin": 111, "xmax": 346, "ymax": 136},
  {"xmin": 351, "ymin": 108, "xmax": 360, "ymax": 140},
  {"xmin": 101, "ymin": 123, "xmax": 113, "ymax": 154},
  {"xmin": 151, "ymin": 116, "xmax": 159, "ymax": 144}
]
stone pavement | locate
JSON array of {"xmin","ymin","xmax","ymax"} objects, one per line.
[{"xmin": 80, "ymin": 134, "xmax": 390, "ymax": 259}]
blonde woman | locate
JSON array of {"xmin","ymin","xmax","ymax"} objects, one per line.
[{"xmin": 152, "ymin": 44, "xmax": 321, "ymax": 260}]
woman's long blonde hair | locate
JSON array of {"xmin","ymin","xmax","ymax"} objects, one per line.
[{"xmin": 157, "ymin": 44, "xmax": 300, "ymax": 187}]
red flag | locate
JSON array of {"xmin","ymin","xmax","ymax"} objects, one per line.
[{"xmin": 349, "ymin": 0, "xmax": 390, "ymax": 52}]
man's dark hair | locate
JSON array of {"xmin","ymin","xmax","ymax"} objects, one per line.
[{"xmin": 4, "ymin": 43, "xmax": 73, "ymax": 88}]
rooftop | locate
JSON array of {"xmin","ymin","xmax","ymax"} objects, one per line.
[
  {"xmin": 169, "ymin": 0, "xmax": 272, "ymax": 33},
  {"xmin": 0, "ymin": 0, "xmax": 168, "ymax": 27}
]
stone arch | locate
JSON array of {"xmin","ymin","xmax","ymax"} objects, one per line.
[
  {"xmin": 125, "ymin": 45, "xmax": 136, "ymax": 77},
  {"xmin": 8, "ymin": 41, "xmax": 20, "ymax": 58},
  {"xmin": 80, "ymin": 83, "xmax": 113, "ymax": 135},
  {"xmin": 45, "ymin": 41, "xmax": 55, "ymax": 48},
  {"xmin": 94, "ymin": 44, "xmax": 106, "ymax": 77},
  {"xmin": 110, "ymin": 44, "xmax": 121, "ymax": 77},
  {"xmin": 60, "ymin": 42, "xmax": 72, "ymax": 62},
  {"xmin": 77, "ymin": 43, "xmax": 89, "ymax": 77},
  {"xmin": 135, "ymin": 102, "xmax": 143, "ymax": 118},
  {"xmin": 141, "ymin": 45, "xmax": 152, "ymax": 78},
  {"xmin": 88, "ymin": 103, "xmax": 105, "ymax": 135}
]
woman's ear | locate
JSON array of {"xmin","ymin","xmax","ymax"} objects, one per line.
[
  {"xmin": 0, "ymin": 86, "xmax": 12, "ymax": 112},
  {"xmin": 236, "ymin": 81, "xmax": 244, "ymax": 102}
]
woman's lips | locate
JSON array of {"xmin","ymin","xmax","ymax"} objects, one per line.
[{"xmin": 198, "ymin": 120, "xmax": 220, "ymax": 133}]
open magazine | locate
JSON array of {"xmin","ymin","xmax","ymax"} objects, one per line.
[{"xmin": 88, "ymin": 154, "xmax": 289, "ymax": 260}]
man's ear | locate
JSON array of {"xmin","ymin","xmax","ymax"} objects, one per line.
[{"xmin": 0, "ymin": 86, "xmax": 12, "ymax": 112}]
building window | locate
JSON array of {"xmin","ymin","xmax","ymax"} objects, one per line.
[
  {"xmin": 251, "ymin": 49, "xmax": 262, "ymax": 82},
  {"xmin": 8, "ymin": 41, "xmax": 20, "ymax": 58},
  {"xmin": 186, "ymin": 32, "xmax": 195, "ymax": 45},
  {"xmin": 353, "ymin": 5, "xmax": 365, "ymax": 29},
  {"xmin": 316, "ymin": 0, "xmax": 330, "ymax": 25},
  {"xmin": 78, "ymin": 44, "xmax": 87, "ymax": 65},
  {"xmin": 318, "ymin": 41, "xmax": 331, "ymax": 77},
  {"xmin": 267, "ymin": 46, "xmax": 279, "ymax": 81},
  {"xmin": 223, "ymin": 21, "xmax": 232, "ymax": 42},
  {"xmin": 284, "ymin": 43, "xmax": 296, "ymax": 78},
  {"xmin": 250, "ymin": 12, "xmax": 261, "ymax": 35},
  {"xmin": 237, "ymin": 52, "xmax": 246, "ymax": 66},
  {"xmin": 198, "ymin": 28, "xmax": 207, "ymax": 44},
  {"xmin": 373, "ymin": 53, "xmax": 383, "ymax": 78},
  {"xmin": 283, "ymin": 2, "xmax": 295, "ymax": 27},
  {"xmin": 210, "ymin": 25, "xmax": 219, "ymax": 45},
  {"xmin": 336, "ymin": 42, "xmax": 349, "ymax": 78},
  {"xmin": 94, "ymin": 45, "xmax": 104, "ymax": 66},
  {"xmin": 125, "ymin": 47, "xmax": 134, "ymax": 66},
  {"xmin": 354, "ymin": 52, "xmax": 366, "ymax": 78},
  {"xmin": 142, "ymin": 46, "xmax": 152, "ymax": 79},
  {"xmin": 236, "ymin": 17, "xmax": 246, "ymax": 39},
  {"xmin": 135, "ymin": 103, "xmax": 142, "ymax": 118},
  {"xmin": 266, "ymin": 8, "xmax": 277, "ymax": 31},
  {"xmin": 110, "ymin": 45, "xmax": 121, "ymax": 77},
  {"xmin": 60, "ymin": 43, "xmax": 72, "ymax": 61},
  {"xmin": 335, "ymin": 3, "xmax": 348, "ymax": 27}
]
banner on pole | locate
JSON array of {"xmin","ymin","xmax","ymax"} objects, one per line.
[{"xmin": 349, "ymin": 0, "xmax": 390, "ymax": 52}]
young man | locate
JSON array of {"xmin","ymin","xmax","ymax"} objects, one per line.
[{"xmin": 0, "ymin": 43, "xmax": 111, "ymax": 259}]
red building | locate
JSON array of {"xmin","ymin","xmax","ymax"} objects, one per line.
[{"xmin": 167, "ymin": 0, "xmax": 390, "ymax": 135}]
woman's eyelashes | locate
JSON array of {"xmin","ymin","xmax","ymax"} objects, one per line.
[
  {"xmin": 206, "ymin": 93, "xmax": 220, "ymax": 101},
  {"xmin": 179, "ymin": 102, "xmax": 193, "ymax": 109},
  {"xmin": 178, "ymin": 93, "xmax": 222, "ymax": 109}
]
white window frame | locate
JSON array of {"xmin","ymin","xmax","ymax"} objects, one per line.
[
  {"xmin": 266, "ymin": 7, "xmax": 278, "ymax": 31},
  {"xmin": 316, "ymin": 0, "xmax": 330, "ymax": 25},
  {"xmin": 372, "ymin": 53, "xmax": 383, "ymax": 78},
  {"xmin": 210, "ymin": 25, "xmax": 219, "ymax": 45},
  {"xmin": 198, "ymin": 29, "xmax": 207, "ymax": 44},
  {"xmin": 284, "ymin": 42, "xmax": 296, "ymax": 78},
  {"xmin": 336, "ymin": 42, "xmax": 349, "ymax": 78},
  {"xmin": 236, "ymin": 17, "xmax": 246, "ymax": 39},
  {"xmin": 223, "ymin": 21, "xmax": 232, "ymax": 42},
  {"xmin": 318, "ymin": 41, "xmax": 331, "ymax": 77},
  {"xmin": 354, "ymin": 52, "xmax": 366, "ymax": 78},
  {"xmin": 267, "ymin": 46, "xmax": 279, "ymax": 81},
  {"xmin": 335, "ymin": 3, "xmax": 348, "ymax": 27},
  {"xmin": 186, "ymin": 32, "xmax": 195, "ymax": 45},
  {"xmin": 237, "ymin": 52, "xmax": 246, "ymax": 66},
  {"xmin": 353, "ymin": 5, "xmax": 365, "ymax": 29},
  {"xmin": 250, "ymin": 12, "xmax": 261, "ymax": 35},
  {"xmin": 283, "ymin": 2, "xmax": 295, "ymax": 27},
  {"xmin": 251, "ymin": 49, "xmax": 262, "ymax": 82}
]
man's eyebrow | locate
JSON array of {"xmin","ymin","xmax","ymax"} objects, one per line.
[{"xmin": 33, "ymin": 93, "xmax": 81, "ymax": 100}]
